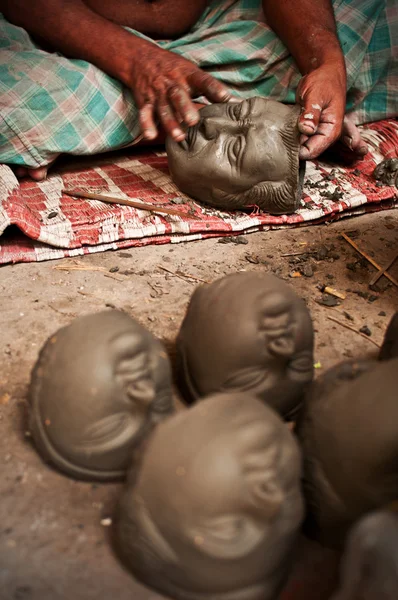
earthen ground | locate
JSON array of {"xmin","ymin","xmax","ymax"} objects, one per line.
[{"xmin": 0, "ymin": 210, "xmax": 397, "ymax": 600}]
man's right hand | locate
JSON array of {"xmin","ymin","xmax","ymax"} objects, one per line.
[{"xmin": 123, "ymin": 42, "xmax": 232, "ymax": 142}]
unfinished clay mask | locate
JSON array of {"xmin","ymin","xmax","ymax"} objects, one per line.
[
  {"xmin": 379, "ymin": 312, "xmax": 398, "ymax": 361},
  {"xmin": 29, "ymin": 310, "xmax": 173, "ymax": 481},
  {"xmin": 177, "ymin": 272, "xmax": 314, "ymax": 419},
  {"xmin": 166, "ymin": 98, "xmax": 304, "ymax": 214},
  {"xmin": 331, "ymin": 511, "xmax": 398, "ymax": 600},
  {"xmin": 115, "ymin": 393, "xmax": 304, "ymax": 600},
  {"xmin": 296, "ymin": 358, "xmax": 398, "ymax": 548}
]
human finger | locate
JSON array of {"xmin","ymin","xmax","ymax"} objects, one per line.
[
  {"xmin": 188, "ymin": 71, "xmax": 231, "ymax": 103},
  {"xmin": 156, "ymin": 94, "xmax": 186, "ymax": 141},
  {"xmin": 297, "ymin": 86, "xmax": 323, "ymax": 136},
  {"xmin": 299, "ymin": 120, "xmax": 340, "ymax": 160},
  {"xmin": 168, "ymin": 85, "xmax": 200, "ymax": 129},
  {"xmin": 139, "ymin": 103, "xmax": 158, "ymax": 140},
  {"xmin": 341, "ymin": 117, "xmax": 368, "ymax": 156}
]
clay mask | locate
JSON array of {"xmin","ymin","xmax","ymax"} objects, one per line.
[
  {"xmin": 331, "ymin": 511, "xmax": 398, "ymax": 600},
  {"xmin": 176, "ymin": 272, "xmax": 314, "ymax": 419},
  {"xmin": 29, "ymin": 310, "xmax": 173, "ymax": 481},
  {"xmin": 296, "ymin": 358, "xmax": 398, "ymax": 548},
  {"xmin": 166, "ymin": 98, "xmax": 304, "ymax": 214},
  {"xmin": 115, "ymin": 393, "xmax": 304, "ymax": 600},
  {"xmin": 379, "ymin": 312, "xmax": 398, "ymax": 361}
]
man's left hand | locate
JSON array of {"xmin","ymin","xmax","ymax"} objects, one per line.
[{"xmin": 297, "ymin": 63, "xmax": 368, "ymax": 160}]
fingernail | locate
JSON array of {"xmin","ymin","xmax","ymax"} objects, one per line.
[
  {"xmin": 144, "ymin": 128, "xmax": 157, "ymax": 140},
  {"xmin": 217, "ymin": 91, "xmax": 231, "ymax": 101},
  {"xmin": 228, "ymin": 96, "xmax": 242, "ymax": 103},
  {"xmin": 186, "ymin": 112, "xmax": 199, "ymax": 124},
  {"xmin": 171, "ymin": 128, "xmax": 184, "ymax": 140},
  {"xmin": 300, "ymin": 120, "xmax": 316, "ymax": 133},
  {"xmin": 343, "ymin": 136, "xmax": 353, "ymax": 150},
  {"xmin": 359, "ymin": 145, "xmax": 368, "ymax": 155}
]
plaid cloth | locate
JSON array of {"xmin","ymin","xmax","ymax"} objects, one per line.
[{"xmin": 0, "ymin": 0, "xmax": 396, "ymax": 169}]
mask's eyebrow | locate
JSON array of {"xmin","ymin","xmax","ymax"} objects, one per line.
[{"xmin": 228, "ymin": 100, "xmax": 251, "ymax": 122}]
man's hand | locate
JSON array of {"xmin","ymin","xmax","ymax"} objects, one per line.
[
  {"xmin": 297, "ymin": 63, "xmax": 368, "ymax": 160},
  {"xmin": 125, "ymin": 44, "xmax": 232, "ymax": 142}
]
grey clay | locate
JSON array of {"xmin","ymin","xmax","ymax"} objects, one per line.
[
  {"xmin": 373, "ymin": 158, "xmax": 398, "ymax": 188},
  {"xmin": 331, "ymin": 510, "xmax": 398, "ymax": 600},
  {"xmin": 29, "ymin": 310, "xmax": 173, "ymax": 481},
  {"xmin": 177, "ymin": 272, "xmax": 314, "ymax": 419},
  {"xmin": 379, "ymin": 312, "xmax": 398, "ymax": 361},
  {"xmin": 115, "ymin": 392, "xmax": 304, "ymax": 600},
  {"xmin": 166, "ymin": 98, "xmax": 304, "ymax": 215},
  {"xmin": 297, "ymin": 358, "xmax": 398, "ymax": 548}
]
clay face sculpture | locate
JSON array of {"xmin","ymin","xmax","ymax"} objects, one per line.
[
  {"xmin": 176, "ymin": 272, "xmax": 314, "ymax": 419},
  {"xmin": 115, "ymin": 393, "xmax": 304, "ymax": 600},
  {"xmin": 331, "ymin": 511, "xmax": 398, "ymax": 600},
  {"xmin": 166, "ymin": 98, "xmax": 304, "ymax": 215},
  {"xmin": 379, "ymin": 312, "xmax": 398, "ymax": 361},
  {"xmin": 296, "ymin": 358, "xmax": 398, "ymax": 548},
  {"xmin": 29, "ymin": 310, "xmax": 173, "ymax": 481}
]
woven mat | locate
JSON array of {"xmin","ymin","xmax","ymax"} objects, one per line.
[{"xmin": 1, "ymin": 120, "xmax": 397, "ymax": 265}]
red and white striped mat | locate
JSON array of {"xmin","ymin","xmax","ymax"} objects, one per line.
[{"xmin": 0, "ymin": 120, "xmax": 397, "ymax": 265}]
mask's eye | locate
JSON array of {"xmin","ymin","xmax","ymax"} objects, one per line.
[
  {"xmin": 229, "ymin": 136, "xmax": 243, "ymax": 164},
  {"xmin": 229, "ymin": 102, "xmax": 244, "ymax": 120}
]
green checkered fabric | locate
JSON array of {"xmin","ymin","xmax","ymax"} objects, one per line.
[{"xmin": 0, "ymin": 0, "xmax": 396, "ymax": 168}]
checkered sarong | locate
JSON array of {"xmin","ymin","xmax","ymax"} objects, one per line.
[{"xmin": 0, "ymin": 0, "xmax": 396, "ymax": 169}]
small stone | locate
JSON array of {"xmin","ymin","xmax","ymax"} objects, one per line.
[
  {"xmin": 109, "ymin": 266, "xmax": 119, "ymax": 273},
  {"xmin": 378, "ymin": 311, "xmax": 386, "ymax": 317},
  {"xmin": 301, "ymin": 264, "xmax": 314, "ymax": 278},
  {"xmin": 316, "ymin": 293, "xmax": 340, "ymax": 307},
  {"xmin": 47, "ymin": 211, "xmax": 58, "ymax": 219},
  {"xmin": 359, "ymin": 325, "xmax": 371, "ymax": 336},
  {"xmin": 368, "ymin": 295, "xmax": 378, "ymax": 303},
  {"xmin": 326, "ymin": 273, "xmax": 334, "ymax": 280},
  {"xmin": 100, "ymin": 517, "xmax": 112, "ymax": 527},
  {"xmin": 343, "ymin": 311, "xmax": 354, "ymax": 321}
]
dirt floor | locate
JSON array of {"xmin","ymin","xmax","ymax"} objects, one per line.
[{"xmin": 0, "ymin": 210, "xmax": 397, "ymax": 600}]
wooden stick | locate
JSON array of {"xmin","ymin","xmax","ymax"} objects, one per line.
[
  {"xmin": 368, "ymin": 251, "xmax": 398, "ymax": 286},
  {"xmin": 158, "ymin": 265, "xmax": 210, "ymax": 284},
  {"xmin": 327, "ymin": 315, "xmax": 380, "ymax": 348},
  {"xmin": 63, "ymin": 188, "xmax": 189, "ymax": 219},
  {"xmin": 341, "ymin": 232, "xmax": 398, "ymax": 288}
]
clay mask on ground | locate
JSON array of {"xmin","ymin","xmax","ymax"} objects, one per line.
[
  {"xmin": 166, "ymin": 98, "xmax": 305, "ymax": 215},
  {"xmin": 29, "ymin": 310, "xmax": 173, "ymax": 481},
  {"xmin": 379, "ymin": 312, "xmax": 398, "ymax": 361},
  {"xmin": 115, "ymin": 393, "xmax": 304, "ymax": 600},
  {"xmin": 176, "ymin": 272, "xmax": 314, "ymax": 419},
  {"xmin": 296, "ymin": 358, "xmax": 398, "ymax": 548}
]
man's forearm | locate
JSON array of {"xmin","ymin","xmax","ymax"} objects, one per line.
[
  {"xmin": 0, "ymin": 0, "xmax": 147, "ymax": 86},
  {"xmin": 262, "ymin": 0, "xmax": 346, "ymax": 76}
]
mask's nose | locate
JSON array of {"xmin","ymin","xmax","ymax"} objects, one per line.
[{"xmin": 200, "ymin": 116, "xmax": 238, "ymax": 140}]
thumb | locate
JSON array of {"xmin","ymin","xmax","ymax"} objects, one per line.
[{"xmin": 296, "ymin": 82, "xmax": 322, "ymax": 137}]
